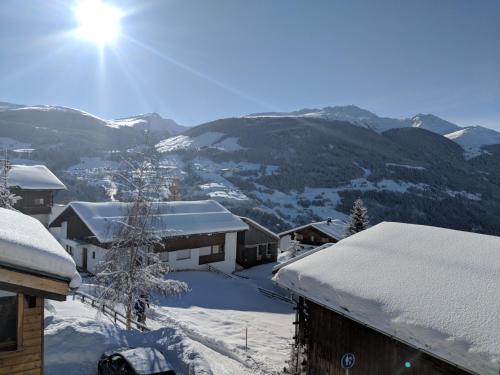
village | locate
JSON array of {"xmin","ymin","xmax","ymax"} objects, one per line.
[{"xmin": 0, "ymin": 153, "xmax": 498, "ymax": 375}]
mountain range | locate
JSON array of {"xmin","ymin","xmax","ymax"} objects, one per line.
[
  {"xmin": 247, "ymin": 105, "xmax": 500, "ymax": 158},
  {"xmin": 1, "ymin": 101, "xmax": 500, "ymax": 235}
]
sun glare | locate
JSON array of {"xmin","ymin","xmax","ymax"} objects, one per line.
[{"xmin": 75, "ymin": 0, "xmax": 121, "ymax": 46}]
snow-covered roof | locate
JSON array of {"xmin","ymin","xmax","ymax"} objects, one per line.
[
  {"xmin": 6, "ymin": 164, "xmax": 66, "ymax": 190},
  {"xmin": 278, "ymin": 219, "xmax": 345, "ymax": 241},
  {"xmin": 51, "ymin": 200, "xmax": 249, "ymax": 244},
  {"xmin": 274, "ymin": 222, "xmax": 500, "ymax": 375},
  {"xmin": 240, "ymin": 217, "xmax": 279, "ymax": 240},
  {"xmin": 0, "ymin": 208, "xmax": 80, "ymax": 287},
  {"xmin": 272, "ymin": 243, "xmax": 334, "ymax": 274}
]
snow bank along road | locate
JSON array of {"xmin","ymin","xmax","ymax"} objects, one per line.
[{"xmin": 45, "ymin": 266, "xmax": 294, "ymax": 375}]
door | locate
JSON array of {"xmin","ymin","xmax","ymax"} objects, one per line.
[{"xmin": 82, "ymin": 248, "xmax": 88, "ymax": 271}]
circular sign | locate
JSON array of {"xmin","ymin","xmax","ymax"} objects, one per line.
[{"xmin": 341, "ymin": 353, "xmax": 355, "ymax": 369}]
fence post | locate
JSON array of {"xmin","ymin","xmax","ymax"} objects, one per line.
[
  {"xmin": 245, "ymin": 327, "xmax": 248, "ymax": 352},
  {"xmin": 114, "ymin": 311, "xmax": 117, "ymax": 324}
]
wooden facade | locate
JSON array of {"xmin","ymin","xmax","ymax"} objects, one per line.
[
  {"xmin": 11, "ymin": 189, "xmax": 53, "ymax": 216},
  {"xmin": 294, "ymin": 297, "xmax": 473, "ymax": 375},
  {"xmin": 289, "ymin": 226, "xmax": 338, "ymax": 247},
  {"xmin": 0, "ymin": 295, "xmax": 44, "ymax": 375},
  {"xmin": 0, "ymin": 266, "xmax": 71, "ymax": 375},
  {"xmin": 236, "ymin": 218, "xmax": 279, "ymax": 268}
]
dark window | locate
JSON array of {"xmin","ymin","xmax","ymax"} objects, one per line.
[
  {"xmin": 92, "ymin": 251, "xmax": 95, "ymax": 259},
  {"xmin": 0, "ymin": 290, "xmax": 18, "ymax": 351},
  {"xmin": 26, "ymin": 295, "xmax": 37, "ymax": 308},
  {"xmin": 258, "ymin": 244, "xmax": 266, "ymax": 256},
  {"xmin": 34, "ymin": 198, "xmax": 44, "ymax": 206}
]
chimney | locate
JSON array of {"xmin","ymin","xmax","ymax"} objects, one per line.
[{"xmin": 327, "ymin": 217, "xmax": 332, "ymax": 225}]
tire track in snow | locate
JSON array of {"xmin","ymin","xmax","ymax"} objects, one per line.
[{"xmin": 149, "ymin": 307, "xmax": 276, "ymax": 375}]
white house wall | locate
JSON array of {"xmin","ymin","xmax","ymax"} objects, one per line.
[
  {"xmin": 164, "ymin": 232, "xmax": 238, "ymax": 274},
  {"xmin": 53, "ymin": 219, "xmax": 240, "ymax": 275}
]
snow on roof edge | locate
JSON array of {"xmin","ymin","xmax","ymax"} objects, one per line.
[
  {"xmin": 240, "ymin": 216, "xmax": 279, "ymax": 240},
  {"xmin": 278, "ymin": 220, "xmax": 345, "ymax": 239},
  {"xmin": 51, "ymin": 200, "xmax": 249, "ymax": 244},
  {"xmin": 274, "ymin": 222, "xmax": 500, "ymax": 375}
]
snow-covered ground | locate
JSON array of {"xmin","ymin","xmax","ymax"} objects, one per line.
[
  {"xmin": 46, "ymin": 267, "xmax": 294, "ymax": 375},
  {"xmin": 45, "ymin": 298, "xmax": 213, "ymax": 375},
  {"xmin": 153, "ymin": 269, "xmax": 294, "ymax": 373}
]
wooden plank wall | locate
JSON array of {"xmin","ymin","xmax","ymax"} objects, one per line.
[
  {"xmin": 302, "ymin": 300, "xmax": 473, "ymax": 375},
  {"xmin": 0, "ymin": 295, "xmax": 43, "ymax": 375}
]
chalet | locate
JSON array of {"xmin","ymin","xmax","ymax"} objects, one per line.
[
  {"xmin": 236, "ymin": 217, "xmax": 280, "ymax": 268},
  {"xmin": 0, "ymin": 208, "xmax": 80, "ymax": 375},
  {"xmin": 49, "ymin": 200, "xmax": 249, "ymax": 274},
  {"xmin": 278, "ymin": 218, "xmax": 345, "ymax": 251},
  {"xmin": 6, "ymin": 165, "xmax": 66, "ymax": 226},
  {"xmin": 275, "ymin": 222, "xmax": 500, "ymax": 375}
]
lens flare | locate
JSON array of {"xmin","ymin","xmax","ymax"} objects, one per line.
[{"xmin": 75, "ymin": 0, "xmax": 121, "ymax": 46}]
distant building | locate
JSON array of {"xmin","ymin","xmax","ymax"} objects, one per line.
[
  {"xmin": 275, "ymin": 222, "xmax": 500, "ymax": 375},
  {"xmin": 6, "ymin": 164, "xmax": 66, "ymax": 226},
  {"xmin": 278, "ymin": 218, "xmax": 345, "ymax": 251},
  {"xmin": 236, "ymin": 217, "xmax": 280, "ymax": 268},
  {"xmin": 0, "ymin": 208, "xmax": 79, "ymax": 375},
  {"xmin": 49, "ymin": 200, "xmax": 249, "ymax": 274}
]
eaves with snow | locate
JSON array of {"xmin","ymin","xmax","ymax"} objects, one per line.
[
  {"xmin": 0, "ymin": 208, "xmax": 80, "ymax": 288},
  {"xmin": 274, "ymin": 222, "xmax": 500, "ymax": 375},
  {"xmin": 50, "ymin": 200, "xmax": 249, "ymax": 244},
  {"xmin": 6, "ymin": 164, "xmax": 66, "ymax": 190}
]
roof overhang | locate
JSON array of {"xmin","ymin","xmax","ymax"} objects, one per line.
[
  {"xmin": 276, "ymin": 283, "xmax": 479, "ymax": 375},
  {"xmin": 0, "ymin": 264, "xmax": 71, "ymax": 301}
]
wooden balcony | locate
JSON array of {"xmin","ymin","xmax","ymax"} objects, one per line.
[{"xmin": 199, "ymin": 252, "xmax": 225, "ymax": 265}]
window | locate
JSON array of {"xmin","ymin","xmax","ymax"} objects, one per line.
[
  {"xmin": 211, "ymin": 244, "xmax": 224, "ymax": 254},
  {"xmin": 266, "ymin": 244, "xmax": 273, "ymax": 256},
  {"xmin": 310, "ymin": 235, "xmax": 315, "ymax": 242},
  {"xmin": 0, "ymin": 290, "xmax": 18, "ymax": 351},
  {"xmin": 92, "ymin": 251, "xmax": 95, "ymax": 259},
  {"xmin": 25, "ymin": 295, "xmax": 37, "ymax": 309},
  {"xmin": 33, "ymin": 198, "xmax": 44, "ymax": 206},
  {"xmin": 176, "ymin": 249, "xmax": 191, "ymax": 260}
]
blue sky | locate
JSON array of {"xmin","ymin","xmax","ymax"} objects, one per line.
[{"xmin": 0, "ymin": 0, "xmax": 499, "ymax": 128}]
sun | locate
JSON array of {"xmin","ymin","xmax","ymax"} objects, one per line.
[{"xmin": 75, "ymin": 0, "xmax": 122, "ymax": 46}]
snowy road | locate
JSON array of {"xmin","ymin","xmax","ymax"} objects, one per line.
[{"xmin": 151, "ymin": 267, "xmax": 294, "ymax": 374}]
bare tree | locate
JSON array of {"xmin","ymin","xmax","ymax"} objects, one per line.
[
  {"xmin": 0, "ymin": 150, "xmax": 20, "ymax": 210},
  {"xmin": 93, "ymin": 142, "xmax": 188, "ymax": 329}
]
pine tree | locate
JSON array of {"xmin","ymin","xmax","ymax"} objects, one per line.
[
  {"xmin": 0, "ymin": 150, "xmax": 20, "ymax": 210},
  {"xmin": 93, "ymin": 142, "xmax": 188, "ymax": 329},
  {"xmin": 345, "ymin": 198, "xmax": 369, "ymax": 237}
]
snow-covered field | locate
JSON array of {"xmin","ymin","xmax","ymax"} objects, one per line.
[{"xmin": 45, "ymin": 267, "xmax": 294, "ymax": 375}]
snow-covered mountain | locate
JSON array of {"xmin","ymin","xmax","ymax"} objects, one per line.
[
  {"xmin": 411, "ymin": 114, "xmax": 461, "ymax": 135},
  {"xmin": 246, "ymin": 105, "xmax": 500, "ymax": 154},
  {"xmin": 246, "ymin": 105, "xmax": 408, "ymax": 133},
  {"xmin": 108, "ymin": 113, "xmax": 186, "ymax": 134},
  {"xmin": 152, "ymin": 114, "xmax": 500, "ymax": 235},
  {"xmin": 445, "ymin": 126, "xmax": 500, "ymax": 158}
]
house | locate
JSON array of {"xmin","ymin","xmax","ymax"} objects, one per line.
[
  {"xmin": 6, "ymin": 164, "xmax": 66, "ymax": 226},
  {"xmin": 236, "ymin": 217, "xmax": 280, "ymax": 268},
  {"xmin": 274, "ymin": 222, "xmax": 500, "ymax": 375},
  {"xmin": 0, "ymin": 208, "xmax": 80, "ymax": 375},
  {"xmin": 49, "ymin": 200, "xmax": 249, "ymax": 274},
  {"xmin": 278, "ymin": 218, "xmax": 345, "ymax": 251}
]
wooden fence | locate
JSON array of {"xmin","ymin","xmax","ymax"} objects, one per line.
[{"xmin": 73, "ymin": 290, "xmax": 150, "ymax": 331}]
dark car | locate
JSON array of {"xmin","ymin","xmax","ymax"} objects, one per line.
[{"xmin": 98, "ymin": 347, "xmax": 176, "ymax": 375}]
